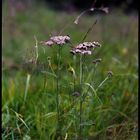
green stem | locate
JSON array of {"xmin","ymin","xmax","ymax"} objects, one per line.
[
  {"xmin": 79, "ymin": 54, "xmax": 83, "ymax": 85},
  {"xmin": 79, "ymin": 54, "xmax": 84, "ymax": 138},
  {"xmin": 83, "ymin": 63, "xmax": 98, "ymax": 100},
  {"xmin": 34, "ymin": 36, "xmax": 38, "ymax": 64},
  {"xmin": 56, "ymin": 46, "xmax": 62, "ymax": 138},
  {"xmin": 73, "ymin": 55, "xmax": 76, "ymax": 93},
  {"xmin": 24, "ymin": 74, "xmax": 31, "ymax": 104},
  {"xmin": 96, "ymin": 76, "xmax": 109, "ymax": 92}
]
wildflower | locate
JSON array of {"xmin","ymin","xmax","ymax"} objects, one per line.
[
  {"xmin": 70, "ymin": 41, "xmax": 101, "ymax": 55},
  {"xmin": 50, "ymin": 35, "xmax": 70, "ymax": 44},
  {"xmin": 76, "ymin": 42, "xmax": 96, "ymax": 50},
  {"xmin": 41, "ymin": 35, "xmax": 70, "ymax": 47}
]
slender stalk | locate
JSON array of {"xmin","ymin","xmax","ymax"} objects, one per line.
[
  {"xmin": 34, "ymin": 36, "xmax": 38, "ymax": 64},
  {"xmin": 79, "ymin": 54, "xmax": 83, "ymax": 139},
  {"xmin": 83, "ymin": 63, "xmax": 98, "ymax": 99},
  {"xmin": 48, "ymin": 58, "xmax": 56, "ymax": 90},
  {"xmin": 96, "ymin": 76, "xmax": 109, "ymax": 92},
  {"xmin": 83, "ymin": 63, "xmax": 103, "ymax": 105},
  {"xmin": 81, "ymin": 19, "xmax": 97, "ymax": 42},
  {"xmin": 73, "ymin": 55, "xmax": 76, "ymax": 93},
  {"xmin": 24, "ymin": 73, "xmax": 31, "ymax": 104},
  {"xmin": 79, "ymin": 101, "xmax": 82, "ymax": 139},
  {"xmin": 56, "ymin": 46, "xmax": 62, "ymax": 138}
]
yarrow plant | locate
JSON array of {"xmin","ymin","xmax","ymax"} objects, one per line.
[
  {"xmin": 33, "ymin": 6, "xmax": 112, "ymax": 139},
  {"xmin": 41, "ymin": 35, "xmax": 71, "ymax": 139}
]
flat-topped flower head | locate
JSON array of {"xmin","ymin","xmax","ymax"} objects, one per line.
[
  {"xmin": 70, "ymin": 41, "xmax": 101, "ymax": 55},
  {"xmin": 83, "ymin": 42, "xmax": 95, "ymax": 48},
  {"xmin": 50, "ymin": 35, "xmax": 70, "ymax": 44},
  {"xmin": 41, "ymin": 35, "xmax": 70, "ymax": 46},
  {"xmin": 75, "ymin": 41, "xmax": 101, "ymax": 50}
]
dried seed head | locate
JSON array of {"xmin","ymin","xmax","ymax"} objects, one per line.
[
  {"xmin": 107, "ymin": 71, "xmax": 113, "ymax": 77},
  {"xmin": 93, "ymin": 58, "xmax": 102, "ymax": 64},
  {"xmin": 72, "ymin": 92, "xmax": 80, "ymax": 97}
]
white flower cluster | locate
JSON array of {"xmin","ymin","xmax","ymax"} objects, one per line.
[
  {"xmin": 41, "ymin": 35, "xmax": 70, "ymax": 46},
  {"xmin": 70, "ymin": 41, "xmax": 101, "ymax": 55}
]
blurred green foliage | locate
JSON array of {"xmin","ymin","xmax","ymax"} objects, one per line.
[{"xmin": 2, "ymin": 1, "xmax": 138, "ymax": 139}]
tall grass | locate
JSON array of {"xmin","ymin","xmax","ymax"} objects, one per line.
[{"xmin": 2, "ymin": 2, "xmax": 138, "ymax": 140}]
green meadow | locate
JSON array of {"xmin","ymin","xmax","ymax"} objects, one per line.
[{"xmin": 2, "ymin": 2, "xmax": 138, "ymax": 140}]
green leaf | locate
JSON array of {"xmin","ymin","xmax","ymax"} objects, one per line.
[
  {"xmin": 41, "ymin": 71, "xmax": 57, "ymax": 78},
  {"xmin": 80, "ymin": 120, "xmax": 95, "ymax": 126},
  {"xmin": 43, "ymin": 112, "xmax": 57, "ymax": 119}
]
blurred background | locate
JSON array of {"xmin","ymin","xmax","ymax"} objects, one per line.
[
  {"xmin": 2, "ymin": 0, "xmax": 138, "ymax": 68},
  {"xmin": 3, "ymin": 0, "xmax": 138, "ymax": 13},
  {"xmin": 2, "ymin": 0, "xmax": 138, "ymax": 139}
]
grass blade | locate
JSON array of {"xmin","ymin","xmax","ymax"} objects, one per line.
[{"xmin": 24, "ymin": 74, "xmax": 31, "ymax": 103}]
